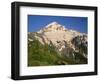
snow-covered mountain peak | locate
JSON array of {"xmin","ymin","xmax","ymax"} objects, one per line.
[
  {"xmin": 45, "ymin": 21, "xmax": 58, "ymax": 28},
  {"xmin": 38, "ymin": 22, "xmax": 67, "ymax": 33}
]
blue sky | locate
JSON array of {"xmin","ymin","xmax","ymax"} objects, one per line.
[{"xmin": 28, "ymin": 15, "xmax": 87, "ymax": 33}]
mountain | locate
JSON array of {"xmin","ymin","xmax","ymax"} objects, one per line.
[{"xmin": 28, "ymin": 22, "xmax": 88, "ymax": 66}]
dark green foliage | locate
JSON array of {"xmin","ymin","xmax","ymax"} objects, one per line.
[
  {"xmin": 28, "ymin": 39, "xmax": 68, "ymax": 66},
  {"xmin": 74, "ymin": 52, "xmax": 87, "ymax": 64},
  {"xmin": 70, "ymin": 35, "xmax": 88, "ymax": 64}
]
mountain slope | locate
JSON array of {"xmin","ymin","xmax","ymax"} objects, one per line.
[{"xmin": 28, "ymin": 22, "xmax": 88, "ymax": 66}]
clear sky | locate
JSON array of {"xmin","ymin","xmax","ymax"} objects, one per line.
[{"xmin": 28, "ymin": 15, "xmax": 87, "ymax": 33}]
